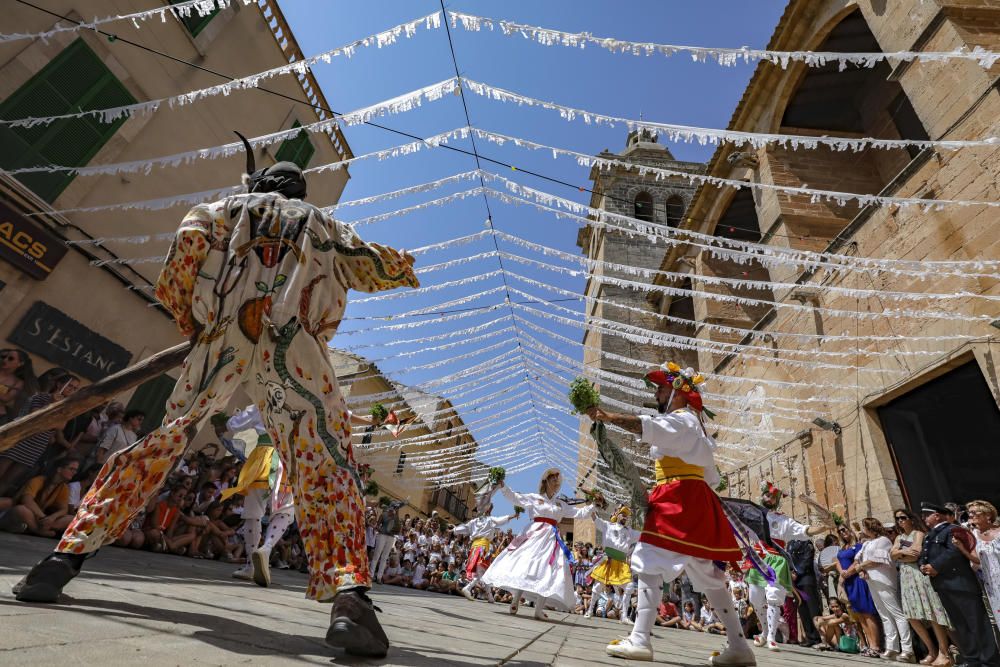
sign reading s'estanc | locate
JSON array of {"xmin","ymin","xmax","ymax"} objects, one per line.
[
  {"xmin": 9, "ymin": 301, "xmax": 132, "ymax": 381},
  {"xmin": 0, "ymin": 201, "xmax": 68, "ymax": 280}
]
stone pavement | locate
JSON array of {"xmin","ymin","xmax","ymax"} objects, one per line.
[{"xmin": 1, "ymin": 532, "xmax": 871, "ymax": 666}]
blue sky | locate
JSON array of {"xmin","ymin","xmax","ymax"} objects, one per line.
[{"xmin": 278, "ymin": 0, "xmax": 787, "ymax": 525}]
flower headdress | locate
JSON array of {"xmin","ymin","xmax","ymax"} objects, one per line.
[
  {"xmin": 644, "ymin": 361, "xmax": 714, "ymax": 418},
  {"xmin": 760, "ymin": 480, "xmax": 786, "ymax": 510}
]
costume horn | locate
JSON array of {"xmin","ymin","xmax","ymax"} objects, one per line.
[{"xmin": 233, "ymin": 131, "xmax": 255, "ymax": 175}]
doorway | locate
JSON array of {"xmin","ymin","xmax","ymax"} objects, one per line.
[{"xmin": 878, "ymin": 361, "xmax": 1000, "ymax": 509}]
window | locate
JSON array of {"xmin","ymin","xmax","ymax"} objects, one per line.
[
  {"xmin": 395, "ymin": 451, "xmax": 407, "ymax": 475},
  {"xmin": 665, "ymin": 196, "xmax": 685, "ymax": 227},
  {"xmin": 170, "ymin": 0, "xmax": 219, "ymax": 37},
  {"xmin": 274, "ymin": 121, "xmax": 316, "ymax": 170},
  {"xmin": 0, "ymin": 39, "xmax": 137, "ymax": 203},
  {"xmin": 126, "ymin": 374, "xmax": 176, "ymax": 436},
  {"xmin": 633, "ymin": 191, "xmax": 654, "ymax": 222}
]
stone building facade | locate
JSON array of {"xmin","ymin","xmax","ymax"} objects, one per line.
[
  {"xmin": 646, "ymin": 0, "xmax": 1000, "ymax": 526},
  {"xmin": 573, "ymin": 131, "xmax": 704, "ymax": 544},
  {"xmin": 0, "ymin": 1, "xmax": 351, "ymax": 428}
]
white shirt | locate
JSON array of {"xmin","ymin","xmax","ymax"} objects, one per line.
[
  {"xmin": 639, "ymin": 408, "xmax": 720, "ymax": 488},
  {"xmin": 766, "ymin": 511, "xmax": 811, "ymax": 545},
  {"xmin": 98, "ymin": 423, "xmax": 137, "ymax": 455},
  {"xmin": 453, "ymin": 514, "xmax": 515, "ymax": 541},
  {"xmin": 856, "ymin": 536, "xmax": 897, "ymax": 587},
  {"xmin": 594, "ymin": 516, "xmax": 641, "ymax": 554}
]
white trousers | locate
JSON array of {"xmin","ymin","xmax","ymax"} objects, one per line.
[
  {"xmin": 868, "ymin": 578, "xmax": 912, "ymax": 653},
  {"xmin": 370, "ymin": 533, "xmax": 395, "ymax": 581},
  {"xmin": 748, "ymin": 581, "xmax": 787, "ymax": 642}
]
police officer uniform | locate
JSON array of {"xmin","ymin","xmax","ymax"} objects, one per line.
[{"xmin": 917, "ymin": 502, "xmax": 999, "ymax": 667}]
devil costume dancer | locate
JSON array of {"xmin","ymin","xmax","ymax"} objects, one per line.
[
  {"xmin": 13, "ymin": 144, "xmax": 419, "ymax": 658},
  {"xmin": 216, "ymin": 404, "xmax": 295, "ymax": 588},
  {"xmin": 590, "ymin": 362, "xmax": 756, "ymax": 665},
  {"xmin": 452, "ymin": 504, "xmax": 515, "ymax": 603},
  {"xmin": 744, "ymin": 482, "xmax": 825, "ymax": 651},
  {"xmin": 586, "ymin": 505, "xmax": 640, "ymax": 623},
  {"xmin": 482, "ymin": 468, "xmax": 595, "ymax": 619}
]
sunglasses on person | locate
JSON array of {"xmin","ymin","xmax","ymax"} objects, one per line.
[
  {"xmin": 1, "ymin": 353, "xmax": 18, "ymax": 361},
  {"xmin": 894, "ymin": 515, "xmax": 908, "ymax": 522}
]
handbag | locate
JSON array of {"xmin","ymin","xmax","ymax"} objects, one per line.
[{"xmin": 838, "ymin": 635, "xmax": 860, "ymax": 653}]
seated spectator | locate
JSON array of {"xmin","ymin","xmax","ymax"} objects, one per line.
[
  {"xmin": 732, "ymin": 585, "xmax": 758, "ymax": 639},
  {"xmin": 62, "ymin": 404, "xmax": 108, "ymax": 473},
  {"xmin": 411, "ymin": 555, "xmax": 429, "ymax": 590},
  {"xmin": 400, "ymin": 558, "xmax": 415, "ymax": 588},
  {"xmin": 574, "ymin": 584, "xmax": 589, "ymax": 614},
  {"xmin": 0, "ymin": 348, "xmax": 36, "ymax": 426},
  {"xmin": 681, "ymin": 599, "xmax": 704, "ymax": 631},
  {"xmin": 814, "ymin": 597, "xmax": 851, "ymax": 650},
  {"xmin": 0, "ymin": 368, "xmax": 80, "ymax": 495},
  {"xmin": 197, "ymin": 501, "xmax": 239, "ymax": 561},
  {"xmin": 655, "ymin": 596, "xmax": 682, "ymax": 628},
  {"xmin": 0, "ymin": 456, "xmax": 79, "ymax": 536},
  {"xmin": 115, "ymin": 504, "xmax": 147, "ymax": 550},
  {"xmin": 382, "ymin": 554, "xmax": 405, "ymax": 586},
  {"xmin": 700, "ymin": 598, "xmax": 726, "ymax": 634},
  {"xmin": 96, "ymin": 408, "xmax": 144, "ymax": 465},
  {"xmin": 146, "ymin": 485, "xmax": 198, "ymax": 555},
  {"xmin": 594, "ymin": 587, "xmax": 613, "ymax": 619}
]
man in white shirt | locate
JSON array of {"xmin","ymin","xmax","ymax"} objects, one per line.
[
  {"xmin": 587, "ymin": 362, "xmax": 754, "ymax": 665},
  {"xmin": 97, "ymin": 410, "xmax": 145, "ymax": 464}
]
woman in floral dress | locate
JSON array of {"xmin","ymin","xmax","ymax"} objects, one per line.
[{"xmin": 890, "ymin": 509, "xmax": 952, "ymax": 666}]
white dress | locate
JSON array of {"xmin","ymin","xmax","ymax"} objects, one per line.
[
  {"xmin": 975, "ymin": 530, "xmax": 1000, "ymax": 629},
  {"xmin": 481, "ymin": 485, "xmax": 593, "ymax": 610}
]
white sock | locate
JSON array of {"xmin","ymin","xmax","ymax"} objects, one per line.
[
  {"xmin": 262, "ymin": 511, "xmax": 293, "ymax": 551},
  {"xmin": 242, "ymin": 518, "xmax": 262, "ymax": 563},
  {"xmin": 766, "ymin": 604, "xmax": 781, "ymax": 642},
  {"xmin": 704, "ymin": 587, "xmax": 750, "ymax": 650},
  {"xmin": 628, "ymin": 573, "xmax": 661, "ymax": 649},
  {"xmin": 588, "ymin": 582, "xmax": 604, "ymax": 615},
  {"xmin": 534, "ymin": 596, "xmax": 548, "ymax": 619}
]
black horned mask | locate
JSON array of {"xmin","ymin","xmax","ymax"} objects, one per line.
[{"xmin": 234, "ymin": 131, "xmax": 308, "ymax": 200}]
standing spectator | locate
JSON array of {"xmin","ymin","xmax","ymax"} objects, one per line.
[
  {"xmin": 0, "ymin": 348, "xmax": 36, "ymax": 425},
  {"xmin": 891, "ymin": 508, "xmax": 953, "ymax": 667},
  {"xmin": 0, "ymin": 369, "xmax": 79, "ymax": 494},
  {"xmin": 96, "ymin": 409, "xmax": 144, "ymax": 465},
  {"xmin": 856, "ymin": 517, "xmax": 914, "ymax": 661},
  {"xmin": 952, "ymin": 501, "xmax": 1000, "ymax": 642},
  {"xmin": 918, "ymin": 502, "xmax": 999, "ymax": 667},
  {"xmin": 732, "ymin": 585, "xmax": 758, "ymax": 639},
  {"xmin": 371, "ymin": 502, "xmax": 402, "ymax": 583},
  {"xmin": 832, "ymin": 524, "xmax": 882, "ymax": 657},
  {"xmin": 0, "ymin": 456, "xmax": 79, "ymax": 536},
  {"xmin": 788, "ymin": 538, "xmax": 823, "ymax": 646}
]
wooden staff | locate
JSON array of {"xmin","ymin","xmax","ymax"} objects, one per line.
[{"xmin": 0, "ymin": 342, "xmax": 191, "ymax": 451}]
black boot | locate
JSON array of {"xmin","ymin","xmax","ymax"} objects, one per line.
[
  {"xmin": 13, "ymin": 553, "xmax": 83, "ymax": 603},
  {"xmin": 325, "ymin": 588, "xmax": 389, "ymax": 657}
]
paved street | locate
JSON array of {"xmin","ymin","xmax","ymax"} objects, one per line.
[{"xmin": 2, "ymin": 532, "xmax": 868, "ymax": 666}]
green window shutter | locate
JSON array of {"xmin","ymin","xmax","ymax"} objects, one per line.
[
  {"xmin": 169, "ymin": 0, "xmax": 219, "ymax": 36},
  {"xmin": 274, "ymin": 121, "xmax": 315, "ymax": 170},
  {"xmin": 0, "ymin": 39, "xmax": 137, "ymax": 202},
  {"xmin": 126, "ymin": 374, "xmax": 177, "ymax": 435}
]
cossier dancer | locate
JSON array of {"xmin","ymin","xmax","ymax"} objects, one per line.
[
  {"xmin": 452, "ymin": 503, "xmax": 515, "ymax": 602},
  {"xmin": 218, "ymin": 404, "xmax": 295, "ymax": 588},
  {"xmin": 482, "ymin": 468, "xmax": 594, "ymax": 619},
  {"xmin": 745, "ymin": 481, "xmax": 827, "ymax": 651},
  {"xmin": 586, "ymin": 505, "xmax": 640, "ymax": 624},
  {"xmin": 587, "ymin": 362, "xmax": 755, "ymax": 665},
  {"xmin": 13, "ymin": 144, "xmax": 418, "ymax": 658}
]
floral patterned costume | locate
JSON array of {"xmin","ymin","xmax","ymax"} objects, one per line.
[{"xmin": 56, "ymin": 192, "xmax": 418, "ymax": 601}]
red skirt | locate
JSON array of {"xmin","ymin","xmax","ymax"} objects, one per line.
[
  {"xmin": 639, "ymin": 479, "xmax": 742, "ymax": 562},
  {"xmin": 465, "ymin": 545, "xmax": 491, "ymax": 578}
]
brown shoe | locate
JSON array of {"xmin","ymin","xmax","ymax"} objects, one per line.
[{"xmin": 325, "ymin": 589, "xmax": 389, "ymax": 657}]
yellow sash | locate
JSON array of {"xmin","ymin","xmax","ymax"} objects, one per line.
[
  {"xmin": 471, "ymin": 537, "xmax": 491, "ymax": 549},
  {"xmin": 220, "ymin": 446, "xmax": 273, "ymax": 501},
  {"xmin": 655, "ymin": 455, "xmax": 705, "ymax": 485}
]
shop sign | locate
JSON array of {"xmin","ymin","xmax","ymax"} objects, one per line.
[
  {"xmin": 9, "ymin": 301, "xmax": 132, "ymax": 381},
  {"xmin": 0, "ymin": 201, "xmax": 67, "ymax": 280}
]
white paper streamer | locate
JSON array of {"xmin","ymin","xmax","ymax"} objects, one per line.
[
  {"xmin": 1, "ymin": 12, "xmax": 444, "ymax": 128},
  {"xmin": 484, "ymin": 180, "xmax": 1000, "ymax": 278},
  {"xmin": 344, "ymin": 314, "xmax": 511, "ymax": 351},
  {"xmin": 351, "ymin": 270, "xmax": 502, "ymax": 304},
  {"xmin": 463, "ymin": 79, "xmax": 998, "ymax": 152},
  {"xmin": 332, "ymin": 171, "xmax": 481, "ymax": 210},
  {"xmin": 344, "ymin": 187, "xmax": 484, "ymax": 227},
  {"xmin": 449, "ymin": 11, "xmax": 1000, "ymax": 70}
]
